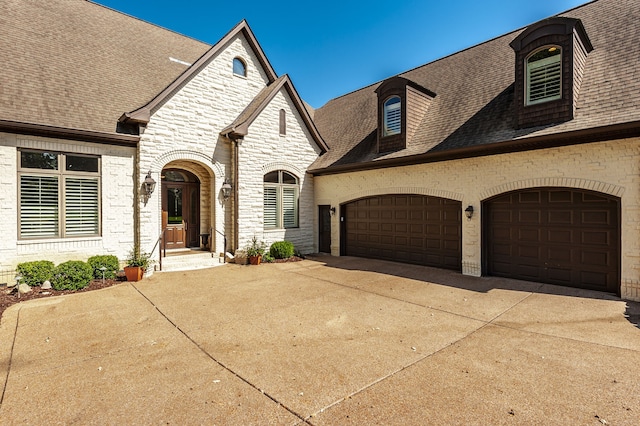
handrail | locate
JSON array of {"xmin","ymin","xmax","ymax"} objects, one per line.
[
  {"xmin": 149, "ymin": 228, "xmax": 167, "ymax": 271},
  {"xmin": 213, "ymin": 228, "xmax": 227, "ymax": 261}
]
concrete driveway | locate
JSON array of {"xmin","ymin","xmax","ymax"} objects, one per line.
[{"xmin": 1, "ymin": 256, "xmax": 639, "ymax": 425}]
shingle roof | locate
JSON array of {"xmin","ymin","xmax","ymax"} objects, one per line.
[
  {"xmin": 0, "ymin": 0, "xmax": 210, "ymax": 134},
  {"xmin": 311, "ymin": 0, "xmax": 640, "ymax": 173}
]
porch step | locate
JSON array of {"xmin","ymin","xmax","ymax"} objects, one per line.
[{"xmin": 158, "ymin": 251, "xmax": 226, "ymax": 272}]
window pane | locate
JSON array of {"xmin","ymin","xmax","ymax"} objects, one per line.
[
  {"xmin": 282, "ymin": 186, "xmax": 298, "ymax": 228},
  {"xmin": 264, "ymin": 171, "xmax": 279, "ymax": 183},
  {"xmin": 383, "ymin": 96, "xmax": 401, "ymax": 136},
  {"xmin": 527, "ymin": 47, "xmax": 561, "ymax": 104},
  {"xmin": 21, "ymin": 151, "xmax": 58, "ymax": 170},
  {"xmin": 66, "ymin": 155, "xmax": 99, "ymax": 173},
  {"xmin": 65, "ymin": 177, "xmax": 99, "ymax": 235},
  {"xmin": 20, "ymin": 175, "xmax": 59, "ymax": 237},
  {"xmin": 167, "ymin": 187, "xmax": 183, "ymax": 224},
  {"xmin": 233, "ymin": 58, "xmax": 246, "ymax": 76},
  {"xmin": 264, "ymin": 187, "xmax": 278, "ymax": 229},
  {"xmin": 282, "ymin": 172, "xmax": 297, "ymax": 184}
]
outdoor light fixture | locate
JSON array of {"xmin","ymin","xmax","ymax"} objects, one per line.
[
  {"xmin": 143, "ymin": 171, "xmax": 156, "ymax": 197},
  {"xmin": 330, "ymin": 206, "xmax": 336, "ymax": 215},
  {"xmin": 221, "ymin": 179, "xmax": 232, "ymax": 201},
  {"xmin": 465, "ymin": 205, "xmax": 474, "ymax": 220}
]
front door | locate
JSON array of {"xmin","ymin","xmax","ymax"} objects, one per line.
[
  {"xmin": 161, "ymin": 170, "xmax": 200, "ymax": 249},
  {"xmin": 319, "ymin": 205, "xmax": 332, "ymax": 253}
]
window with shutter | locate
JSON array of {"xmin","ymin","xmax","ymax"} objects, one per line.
[
  {"xmin": 383, "ymin": 96, "xmax": 401, "ymax": 136},
  {"xmin": 526, "ymin": 46, "xmax": 562, "ymax": 105},
  {"xmin": 65, "ymin": 177, "xmax": 99, "ymax": 235},
  {"xmin": 20, "ymin": 175, "xmax": 59, "ymax": 238},
  {"xmin": 18, "ymin": 150, "xmax": 100, "ymax": 239},
  {"xmin": 263, "ymin": 170, "xmax": 299, "ymax": 229}
]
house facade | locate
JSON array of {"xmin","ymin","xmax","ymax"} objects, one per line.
[
  {"xmin": 1, "ymin": 0, "xmax": 640, "ymax": 301},
  {"xmin": 310, "ymin": 0, "xmax": 640, "ymax": 301}
]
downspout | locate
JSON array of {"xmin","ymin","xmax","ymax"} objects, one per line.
[{"xmin": 233, "ymin": 137, "xmax": 241, "ymax": 251}]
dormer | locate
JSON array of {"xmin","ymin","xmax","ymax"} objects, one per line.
[
  {"xmin": 510, "ymin": 17, "xmax": 593, "ymax": 129},
  {"xmin": 375, "ymin": 76, "xmax": 435, "ymax": 153}
]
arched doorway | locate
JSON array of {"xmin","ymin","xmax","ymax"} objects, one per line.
[{"xmin": 161, "ymin": 169, "xmax": 200, "ymax": 249}]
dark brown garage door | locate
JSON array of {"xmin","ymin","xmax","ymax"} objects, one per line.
[
  {"xmin": 342, "ymin": 195, "xmax": 461, "ymax": 270},
  {"xmin": 485, "ymin": 188, "xmax": 619, "ymax": 294}
]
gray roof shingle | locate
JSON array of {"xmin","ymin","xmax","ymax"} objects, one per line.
[{"xmin": 0, "ymin": 0, "xmax": 210, "ymax": 134}]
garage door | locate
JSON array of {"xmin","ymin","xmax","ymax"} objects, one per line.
[
  {"xmin": 485, "ymin": 188, "xmax": 619, "ymax": 294},
  {"xmin": 342, "ymin": 194, "xmax": 461, "ymax": 270}
]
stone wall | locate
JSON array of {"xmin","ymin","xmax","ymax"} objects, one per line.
[{"xmin": 0, "ymin": 132, "xmax": 136, "ymax": 269}]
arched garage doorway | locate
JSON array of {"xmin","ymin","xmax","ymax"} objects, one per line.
[
  {"xmin": 341, "ymin": 194, "xmax": 462, "ymax": 270},
  {"xmin": 483, "ymin": 187, "xmax": 620, "ymax": 294}
]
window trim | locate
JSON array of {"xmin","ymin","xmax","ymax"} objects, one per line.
[
  {"xmin": 18, "ymin": 150, "xmax": 101, "ymax": 240},
  {"xmin": 525, "ymin": 46, "xmax": 562, "ymax": 106},
  {"xmin": 263, "ymin": 170, "xmax": 299, "ymax": 230},
  {"xmin": 232, "ymin": 57, "xmax": 247, "ymax": 77}
]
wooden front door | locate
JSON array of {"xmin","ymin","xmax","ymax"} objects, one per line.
[
  {"xmin": 162, "ymin": 182, "xmax": 200, "ymax": 249},
  {"xmin": 319, "ymin": 205, "xmax": 332, "ymax": 253}
]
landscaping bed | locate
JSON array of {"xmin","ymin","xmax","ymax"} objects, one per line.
[{"xmin": 0, "ymin": 278, "xmax": 121, "ymax": 321}]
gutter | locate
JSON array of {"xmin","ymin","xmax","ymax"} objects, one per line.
[
  {"xmin": 309, "ymin": 120, "xmax": 640, "ymax": 176},
  {"xmin": 0, "ymin": 119, "xmax": 139, "ymax": 146}
]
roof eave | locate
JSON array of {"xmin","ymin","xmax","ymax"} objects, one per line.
[
  {"xmin": 309, "ymin": 121, "xmax": 640, "ymax": 176},
  {"xmin": 0, "ymin": 119, "xmax": 140, "ymax": 146}
]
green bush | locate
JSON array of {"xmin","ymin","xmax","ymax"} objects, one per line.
[
  {"xmin": 17, "ymin": 260, "xmax": 55, "ymax": 287},
  {"xmin": 87, "ymin": 255, "xmax": 119, "ymax": 279},
  {"xmin": 269, "ymin": 241, "xmax": 295, "ymax": 259},
  {"xmin": 52, "ymin": 261, "xmax": 93, "ymax": 291},
  {"xmin": 262, "ymin": 252, "xmax": 274, "ymax": 263}
]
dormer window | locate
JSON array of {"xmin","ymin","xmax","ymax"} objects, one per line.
[
  {"xmin": 233, "ymin": 57, "xmax": 247, "ymax": 77},
  {"xmin": 526, "ymin": 46, "xmax": 561, "ymax": 105},
  {"xmin": 383, "ymin": 96, "xmax": 401, "ymax": 136},
  {"xmin": 510, "ymin": 17, "xmax": 592, "ymax": 129},
  {"xmin": 375, "ymin": 76, "xmax": 435, "ymax": 154}
]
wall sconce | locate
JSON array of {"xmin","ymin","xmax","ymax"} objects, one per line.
[
  {"xmin": 221, "ymin": 179, "xmax": 232, "ymax": 201},
  {"xmin": 143, "ymin": 171, "xmax": 156, "ymax": 198},
  {"xmin": 330, "ymin": 206, "xmax": 336, "ymax": 216},
  {"xmin": 465, "ymin": 205, "xmax": 474, "ymax": 220}
]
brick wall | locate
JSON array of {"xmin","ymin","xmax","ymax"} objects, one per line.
[{"xmin": 314, "ymin": 138, "xmax": 640, "ymax": 301}]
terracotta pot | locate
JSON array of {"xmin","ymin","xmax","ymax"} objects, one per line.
[
  {"xmin": 249, "ymin": 255, "xmax": 262, "ymax": 265},
  {"xmin": 124, "ymin": 266, "xmax": 144, "ymax": 281}
]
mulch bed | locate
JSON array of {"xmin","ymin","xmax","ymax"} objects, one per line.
[{"xmin": 0, "ymin": 278, "xmax": 122, "ymax": 321}]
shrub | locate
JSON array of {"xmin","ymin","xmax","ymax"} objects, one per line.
[
  {"xmin": 262, "ymin": 252, "xmax": 274, "ymax": 263},
  {"xmin": 52, "ymin": 261, "xmax": 93, "ymax": 291},
  {"xmin": 87, "ymin": 255, "xmax": 119, "ymax": 279},
  {"xmin": 16, "ymin": 260, "xmax": 55, "ymax": 287},
  {"xmin": 269, "ymin": 241, "xmax": 295, "ymax": 259}
]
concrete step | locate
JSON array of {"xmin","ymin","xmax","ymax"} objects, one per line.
[{"xmin": 158, "ymin": 251, "xmax": 226, "ymax": 272}]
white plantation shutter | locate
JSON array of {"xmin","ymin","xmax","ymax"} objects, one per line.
[
  {"xmin": 20, "ymin": 175, "xmax": 59, "ymax": 237},
  {"xmin": 527, "ymin": 52, "xmax": 561, "ymax": 104},
  {"xmin": 65, "ymin": 177, "xmax": 99, "ymax": 235},
  {"xmin": 282, "ymin": 187, "xmax": 298, "ymax": 228},
  {"xmin": 383, "ymin": 96, "xmax": 401, "ymax": 136},
  {"xmin": 264, "ymin": 186, "xmax": 278, "ymax": 229}
]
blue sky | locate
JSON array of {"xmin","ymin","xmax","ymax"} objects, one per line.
[{"xmin": 94, "ymin": 0, "xmax": 590, "ymax": 108}]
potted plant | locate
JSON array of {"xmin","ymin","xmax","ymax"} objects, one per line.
[
  {"xmin": 124, "ymin": 246, "xmax": 151, "ymax": 281},
  {"xmin": 245, "ymin": 236, "xmax": 266, "ymax": 265}
]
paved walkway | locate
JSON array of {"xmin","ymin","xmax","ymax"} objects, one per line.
[{"xmin": 1, "ymin": 256, "xmax": 639, "ymax": 425}]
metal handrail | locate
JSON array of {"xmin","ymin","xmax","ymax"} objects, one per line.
[{"xmin": 149, "ymin": 228, "xmax": 167, "ymax": 271}]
